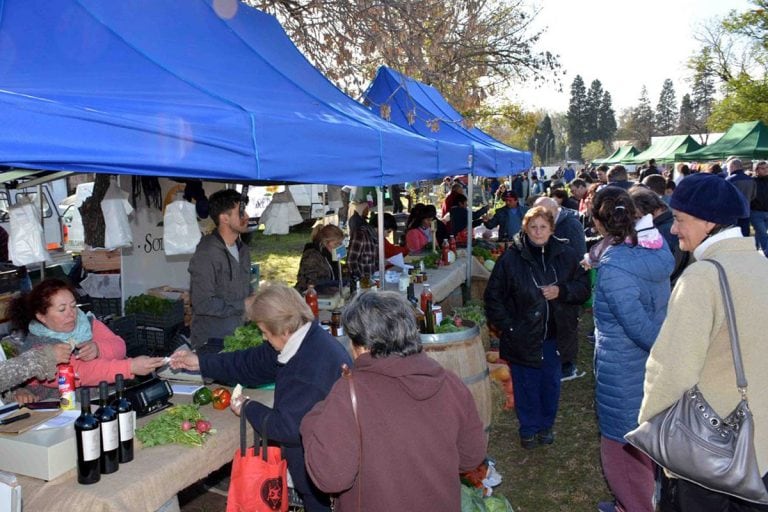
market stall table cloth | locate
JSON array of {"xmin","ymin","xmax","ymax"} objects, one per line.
[{"xmin": 18, "ymin": 388, "xmax": 274, "ymax": 512}]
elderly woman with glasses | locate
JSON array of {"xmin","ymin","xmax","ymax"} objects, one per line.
[
  {"xmin": 484, "ymin": 206, "xmax": 590, "ymax": 449},
  {"xmin": 300, "ymin": 291, "xmax": 486, "ymax": 512}
]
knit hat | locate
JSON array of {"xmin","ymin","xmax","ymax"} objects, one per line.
[{"xmin": 669, "ymin": 173, "xmax": 748, "ymax": 225}]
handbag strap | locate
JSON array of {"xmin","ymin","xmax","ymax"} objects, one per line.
[
  {"xmin": 703, "ymin": 259, "xmax": 748, "ymax": 396},
  {"xmin": 238, "ymin": 400, "xmax": 270, "ymax": 461},
  {"xmin": 341, "ymin": 363, "xmax": 362, "ymax": 511}
]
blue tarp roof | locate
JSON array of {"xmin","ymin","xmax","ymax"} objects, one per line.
[
  {"xmin": 364, "ymin": 66, "xmax": 532, "ymax": 177},
  {"xmin": 0, "ymin": 0, "xmax": 476, "ymax": 185}
]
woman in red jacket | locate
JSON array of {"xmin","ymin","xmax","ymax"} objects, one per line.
[{"xmin": 9, "ymin": 279, "xmax": 164, "ymax": 403}]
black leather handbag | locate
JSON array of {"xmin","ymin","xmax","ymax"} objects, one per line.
[{"xmin": 625, "ymin": 259, "xmax": 768, "ymax": 504}]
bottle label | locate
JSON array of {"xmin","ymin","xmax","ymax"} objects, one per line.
[
  {"xmin": 102, "ymin": 420, "xmax": 119, "ymax": 451},
  {"xmin": 81, "ymin": 428, "xmax": 101, "ymax": 462},
  {"xmin": 119, "ymin": 411, "xmax": 135, "ymax": 441}
]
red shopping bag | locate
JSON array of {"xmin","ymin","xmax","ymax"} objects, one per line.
[{"xmin": 226, "ymin": 411, "xmax": 288, "ymax": 512}]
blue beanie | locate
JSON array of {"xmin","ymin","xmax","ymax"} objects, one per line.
[{"xmin": 670, "ymin": 173, "xmax": 748, "ymax": 225}]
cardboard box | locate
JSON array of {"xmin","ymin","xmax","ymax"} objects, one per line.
[
  {"xmin": 0, "ymin": 425, "xmax": 76, "ymax": 481},
  {"xmin": 81, "ymin": 248, "xmax": 121, "ymax": 272}
]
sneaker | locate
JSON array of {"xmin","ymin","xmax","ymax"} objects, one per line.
[
  {"xmin": 520, "ymin": 436, "xmax": 537, "ymax": 450},
  {"xmin": 537, "ymin": 428, "xmax": 554, "ymax": 445},
  {"xmin": 561, "ymin": 365, "xmax": 587, "ymax": 382},
  {"xmin": 597, "ymin": 502, "xmax": 615, "ymax": 512}
]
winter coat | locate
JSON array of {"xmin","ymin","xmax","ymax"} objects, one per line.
[
  {"xmin": 483, "ymin": 205, "xmax": 528, "ymax": 240},
  {"xmin": 727, "ymin": 171, "xmax": 756, "ymax": 211},
  {"xmin": 188, "ymin": 232, "xmax": 252, "ymax": 348},
  {"xmin": 484, "ymin": 233, "xmax": 590, "ymax": 368},
  {"xmin": 640, "ymin": 235, "xmax": 768, "ymax": 476},
  {"xmin": 301, "ymin": 352, "xmax": 486, "ymax": 512},
  {"xmin": 593, "ymin": 241, "xmax": 673, "ymax": 442},
  {"xmin": 200, "ymin": 322, "xmax": 352, "ymax": 510},
  {"xmin": 21, "ymin": 318, "xmax": 132, "ymax": 397},
  {"xmin": 0, "ymin": 346, "xmax": 58, "ymax": 393},
  {"xmin": 296, "ymin": 242, "xmax": 339, "ymax": 293},
  {"xmin": 555, "ymin": 207, "xmax": 587, "ymax": 259}
]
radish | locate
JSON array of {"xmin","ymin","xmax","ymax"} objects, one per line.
[
  {"xmin": 181, "ymin": 420, "xmax": 192, "ymax": 431},
  {"xmin": 196, "ymin": 419, "xmax": 211, "ymax": 434}
]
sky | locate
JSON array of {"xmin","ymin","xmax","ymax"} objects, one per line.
[{"xmin": 509, "ymin": 0, "xmax": 753, "ymax": 115}]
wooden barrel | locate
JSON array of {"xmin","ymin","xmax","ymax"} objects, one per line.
[{"xmin": 421, "ymin": 322, "xmax": 492, "ymax": 443}]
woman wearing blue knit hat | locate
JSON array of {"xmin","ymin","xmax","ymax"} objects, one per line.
[{"xmin": 637, "ymin": 173, "xmax": 768, "ymax": 511}]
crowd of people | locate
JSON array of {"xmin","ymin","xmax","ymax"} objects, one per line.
[{"xmin": 3, "ymin": 158, "xmax": 768, "ymax": 511}]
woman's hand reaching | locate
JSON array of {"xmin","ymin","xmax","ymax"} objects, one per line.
[
  {"xmin": 169, "ymin": 350, "xmax": 200, "ymax": 372},
  {"xmin": 130, "ymin": 356, "xmax": 166, "ymax": 376},
  {"xmin": 74, "ymin": 341, "xmax": 99, "ymax": 361}
]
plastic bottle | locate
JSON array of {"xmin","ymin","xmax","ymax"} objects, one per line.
[
  {"xmin": 305, "ymin": 284, "xmax": 319, "ymax": 318},
  {"xmin": 441, "ymin": 239, "xmax": 450, "ymax": 265}
]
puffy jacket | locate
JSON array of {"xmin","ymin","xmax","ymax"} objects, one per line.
[
  {"xmin": 593, "ymin": 242, "xmax": 673, "ymax": 442},
  {"xmin": 484, "ymin": 233, "xmax": 590, "ymax": 368}
]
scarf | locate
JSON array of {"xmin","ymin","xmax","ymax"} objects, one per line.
[{"xmin": 28, "ymin": 309, "xmax": 93, "ymax": 347}]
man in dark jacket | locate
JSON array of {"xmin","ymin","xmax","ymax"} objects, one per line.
[
  {"xmin": 188, "ymin": 189, "xmax": 253, "ymax": 348},
  {"xmin": 533, "ymin": 197, "xmax": 588, "ymax": 381},
  {"xmin": 750, "ymin": 160, "xmax": 768, "ymax": 256},
  {"xmin": 483, "ymin": 191, "xmax": 527, "ymax": 241},
  {"xmin": 727, "ymin": 157, "xmax": 756, "ymax": 236}
]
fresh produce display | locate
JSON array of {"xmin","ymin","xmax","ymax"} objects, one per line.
[
  {"xmin": 192, "ymin": 387, "xmax": 213, "ymax": 406},
  {"xmin": 136, "ymin": 404, "xmax": 215, "ymax": 447},
  {"xmin": 411, "ymin": 252, "xmax": 441, "ymax": 270},
  {"xmin": 125, "ymin": 294, "xmax": 177, "ymax": 316},
  {"xmin": 222, "ymin": 323, "xmax": 263, "ymax": 352},
  {"xmin": 472, "ymin": 245, "xmax": 504, "ymax": 272},
  {"xmin": 211, "ymin": 387, "xmax": 232, "ymax": 410},
  {"xmin": 452, "ymin": 301, "xmax": 487, "ymax": 326},
  {"xmin": 435, "ymin": 317, "xmax": 462, "ymax": 334}
]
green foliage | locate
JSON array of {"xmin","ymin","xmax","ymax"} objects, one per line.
[
  {"xmin": 678, "ymin": 93, "xmax": 697, "ymax": 133},
  {"xmin": 530, "ymin": 114, "xmax": 556, "ymax": 165},
  {"xmin": 566, "ymin": 75, "xmax": 587, "ymax": 158},
  {"xmin": 136, "ymin": 405, "xmax": 210, "ymax": 447},
  {"xmin": 709, "ymin": 75, "xmax": 768, "ymax": 131},
  {"xmin": 581, "ymin": 141, "xmax": 607, "ymax": 164},
  {"xmin": 452, "ymin": 301, "xmax": 486, "ymax": 326},
  {"xmin": 474, "ymin": 102, "xmax": 538, "ymax": 153},
  {"xmin": 655, "ymin": 78, "xmax": 678, "ymax": 135},
  {"xmin": 124, "ymin": 294, "xmax": 176, "ymax": 316},
  {"xmin": 222, "ymin": 323, "xmax": 264, "ymax": 353}
]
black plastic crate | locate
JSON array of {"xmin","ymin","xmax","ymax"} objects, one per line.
[
  {"xmin": 134, "ymin": 300, "xmax": 184, "ymax": 329},
  {"xmin": 0, "ymin": 267, "xmax": 20, "ymax": 294},
  {"xmin": 91, "ymin": 297, "xmax": 122, "ymax": 318},
  {"xmin": 107, "ymin": 315, "xmax": 141, "ymax": 356},
  {"xmin": 137, "ymin": 324, "xmax": 181, "ymax": 355}
]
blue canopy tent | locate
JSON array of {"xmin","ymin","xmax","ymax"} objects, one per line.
[
  {"xmin": 0, "ymin": 0, "xmax": 475, "ymax": 186},
  {"xmin": 363, "ymin": 66, "xmax": 532, "ymax": 177}
]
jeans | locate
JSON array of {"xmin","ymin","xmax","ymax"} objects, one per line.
[
  {"xmin": 751, "ymin": 210, "xmax": 768, "ymax": 257},
  {"xmin": 509, "ymin": 339, "xmax": 562, "ymax": 438}
]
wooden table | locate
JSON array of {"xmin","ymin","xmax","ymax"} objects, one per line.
[{"xmin": 19, "ymin": 387, "xmax": 274, "ymax": 512}]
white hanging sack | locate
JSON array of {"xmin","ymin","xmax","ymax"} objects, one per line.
[
  {"xmin": 8, "ymin": 198, "xmax": 49, "ymax": 266},
  {"xmin": 163, "ymin": 200, "xmax": 202, "ymax": 255},
  {"xmin": 100, "ymin": 181, "xmax": 134, "ymax": 249}
]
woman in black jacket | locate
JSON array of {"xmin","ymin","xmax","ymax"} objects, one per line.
[{"xmin": 484, "ymin": 206, "xmax": 590, "ymax": 449}]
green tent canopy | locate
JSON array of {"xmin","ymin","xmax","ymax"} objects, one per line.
[
  {"xmin": 622, "ymin": 135, "xmax": 703, "ymax": 165},
  {"xmin": 593, "ymin": 145, "xmax": 639, "ymax": 165},
  {"xmin": 678, "ymin": 121, "xmax": 768, "ymax": 161}
]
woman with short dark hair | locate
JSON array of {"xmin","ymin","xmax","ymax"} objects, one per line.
[
  {"xmin": 301, "ymin": 291, "xmax": 486, "ymax": 512},
  {"xmin": 591, "ymin": 187, "xmax": 673, "ymax": 512}
]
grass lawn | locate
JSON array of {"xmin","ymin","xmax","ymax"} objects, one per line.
[{"xmin": 247, "ymin": 228, "xmax": 611, "ymax": 511}]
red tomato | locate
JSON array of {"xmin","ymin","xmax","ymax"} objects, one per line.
[{"xmin": 211, "ymin": 387, "xmax": 232, "ymax": 410}]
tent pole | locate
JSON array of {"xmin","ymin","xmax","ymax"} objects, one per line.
[
  {"xmin": 465, "ymin": 174, "xmax": 473, "ymax": 300},
  {"xmin": 38, "ymin": 184, "xmax": 46, "ymax": 281},
  {"xmin": 377, "ymin": 187, "xmax": 385, "ymax": 287}
]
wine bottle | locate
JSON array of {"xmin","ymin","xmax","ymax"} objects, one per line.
[
  {"xmin": 74, "ymin": 387, "xmax": 101, "ymax": 485},
  {"xmin": 94, "ymin": 381, "xmax": 120, "ymax": 474},
  {"xmin": 111, "ymin": 374, "xmax": 134, "ymax": 463}
]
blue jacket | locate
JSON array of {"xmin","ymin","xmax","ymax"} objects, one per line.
[
  {"xmin": 200, "ymin": 322, "xmax": 353, "ymax": 509},
  {"xmin": 593, "ymin": 242, "xmax": 673, "ymax": 442},
  {"xmin": 483, "ymin": 205, "xmax": 527, "ymax": 240}
]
